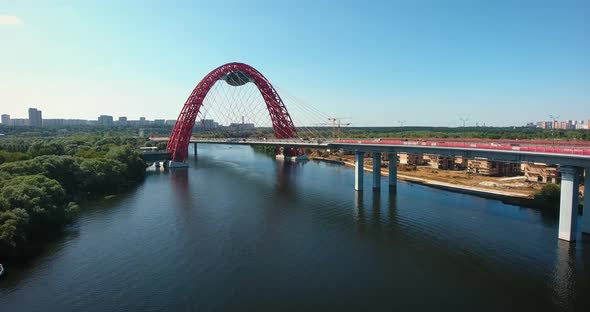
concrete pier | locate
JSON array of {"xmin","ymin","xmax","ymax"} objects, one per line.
[
  {"xmin": 193, "ymin": 143, "xmax": 197, "ymax": 157},
  {"xmin": 582, "ymin": 168, "xmax": 590, "ymax": 235},
  {"xmin": 355, "ymin": 151, "xmax": 364, "ymax": 191},
  {"xmin": 558, "ymin": 166, "xmax": 580, "ymax": 241},
  {"xmin": 169, "ymin": 161, "xmax": 189, "ymax": 168},
  {"xmin": 388, "ymin": 152, "xmax": 397, "ymax": 190},
  {"xmin": 373, "ymin": 152, "xmax": 381, "ymax": 190}
]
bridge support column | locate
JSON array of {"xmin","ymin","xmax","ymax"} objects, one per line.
[
  {"xmin": 388, "ymin": 152, "xmax": 397, "ymax": 191},
  {"xmin": 355, "ymin": 151, "xmax": 364, "ymax": 191},
  {"xmin": 169, "ymin": 161, "xmax": 188, "ymax": 168},
  {"xmin": 582, "ymin": 168, "xmax": 590, "ymax": 235},
  {"xmin": 193, "ymin": 143, "xmax": 197, "ymax": 157},
  {"xmin": 373, "ymin": 152, "xmax": 381, "ymax": 190},
  {"xmin": 558, "ymin": 166, "xmax": 580, "ymax": 242}
]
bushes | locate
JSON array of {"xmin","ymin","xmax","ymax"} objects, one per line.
[
  {"xmin": 0, "ymin": 175, "xmax": 67, "ymax": 233},
  {"xmin": 0, "ymin": 208, "xmax": 29, "ymax": 250},
  {"xmin": 0, "ymin": 175, "xmax": 72, "ymax": 256},
  {"xmin": 252, "ymin": 145, "xmax": 277, "ymax": 156},
  {"xmin": 533, "ymin": 183, "xmax": 561, "ymax": 209},
  {"xmin": 0, "ymin": 150, "xmax": 29, "ymax": 164},
  {"xmin": 79, "ymin": 158, "xmax": 128, "ymax": 194},
  {"xmin": 105, "ymin": 145, "xmax": 147, "ymax": 183},
  {"xmin": 535, "ymin": 183, "xmax": 561, "ymax": 203},
  {"xmin": 0, "ymin": 135, "xmax": 148, "ymax": 260},
  {"xmin": 28, "ymin": 141, "xmax": 66, "ymax": 157}
]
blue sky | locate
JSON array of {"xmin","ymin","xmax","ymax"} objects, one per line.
[{"xmin": 1, "ymin": 0, "xmax": 588, "ymax": 126}]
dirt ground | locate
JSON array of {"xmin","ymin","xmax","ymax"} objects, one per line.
[{"xmin": 312, "ymin": 151, "xmax": 541, "ymax": 197}]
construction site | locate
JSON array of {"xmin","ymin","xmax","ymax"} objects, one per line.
[{"xmin": 308, "ymin": 149, "xmax": 581, "ymax": 200}]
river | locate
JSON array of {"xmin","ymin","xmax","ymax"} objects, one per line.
[{"xmin": 0, "ymin": 144, "xmax": 588, "ymax": 311}]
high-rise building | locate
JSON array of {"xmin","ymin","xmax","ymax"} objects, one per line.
[
  {"xmin": 97, "ymin": 115, "xmax": 114, "ymax": 126},
  {"xmin": 198, "ymin": 119, "xmax": 219, "ymax": 130},
  {"xmin": 28, "ymin": 108, "xmax": 43, "ymax": 126},
  {"xmin": 43, "ymin": 119, "xmax": 65, "ymax": 126},
  {"xmin": 139, "ymin": 117, "xmax": 147, "ymax": 125},
  {"xmin": 11, "ymin": 118, "xmax": 28, "ymax": 126},
  {"xmin": 1, "ymin": 114, "xmax": 10, "ymax": 125},
  {"xmin": 118, "ymin": 116, "xmax": 128, "ymax": 126},
  {"xmin": 536, "ymin": 121, "xmax": 553, "ymax": 129}
]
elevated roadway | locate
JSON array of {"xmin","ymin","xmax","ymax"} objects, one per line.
[{"xmin": 150, "ymin": 136, "xmax": 590, "ymax": 242}]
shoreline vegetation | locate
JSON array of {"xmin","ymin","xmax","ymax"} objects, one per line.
[{"xmin": 0, "ymin": 134, "xmax": 148, "ymax": 263}]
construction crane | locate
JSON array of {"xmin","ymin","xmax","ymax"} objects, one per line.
[
  {"xmin": 459, "ymin": 117, "xmax": 469, "ymax": 127},
  {"xmin": 327, "ymin": 117, "xmax": 351, "ymax": 140},
  {"xmin": 549, "ymin": 114, "xmax": 560, "ymax": 146}
]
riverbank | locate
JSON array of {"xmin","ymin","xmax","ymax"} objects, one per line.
[
  {"xmin": 310, "ymin": 156, "xmax": 534, "ymax": 202},
  {"xmin": 0, "ymin": 136, "xmax": 149, "ymax": 263}
]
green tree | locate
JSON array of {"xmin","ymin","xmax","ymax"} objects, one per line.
[
  {"xmin": 79, "ymin": 158, "xmax": 128, "ymax": 194},
  {"xmin": 0, "ymin": 150, "xmax": 29, "ymax": 164},
  {"xmin": 534, "ymin": 183, "xmax": 561, "ymax": 205},
  {"xmin": 0, "ymin": 208, "xmax": 29, "ymax": 252},
  {"xmin": 106, "ymin": 145, "xmax": 147, "ymax": 182},
  {"xmin": 28, "ymin": 141, "xmax": 66, "ymax": 157},
  {"xmin": 0, "ymin": 175, "xmax": 67, "ymax": 234}
]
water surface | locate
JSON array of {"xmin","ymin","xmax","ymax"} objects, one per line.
[{"xmin": 1, "ymin": 144, "xmax": 588, "ymax": 311}]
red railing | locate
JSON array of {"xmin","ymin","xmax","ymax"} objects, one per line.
[{"xmin": 334, "ymin": 139, "xmax": 590, "ymax": 156}]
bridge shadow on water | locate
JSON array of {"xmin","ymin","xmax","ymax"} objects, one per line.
[
  {"xmin": 166, "ymin": 152, "xmax": 307, "ymax": 212},
  {"xmin": 273, "ymin": 160, "xmax": 306, "ymax": 199}
]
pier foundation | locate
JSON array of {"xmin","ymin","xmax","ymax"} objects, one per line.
[
  {"xmin": 558, "ymin": 166, "xmax": 580, "ymax": 241},
  {"xmin": 373, "ymin": 152, "xmax": 381, "ymax": 190},
  {"xmin": 169, "ymin": 161, "xmax": 189, "ymax": 168},
  {"xmin": 388, "ymin": 152, "xmax": 397, "ymax": 191},
  {"xmin": 355, "ymin": 151, "xmax": 364, "ymax": 191}
]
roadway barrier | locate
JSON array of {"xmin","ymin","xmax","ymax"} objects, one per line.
[{"xmin": 334, "ymin": 139, "xmax": 590, "ymax": 156}]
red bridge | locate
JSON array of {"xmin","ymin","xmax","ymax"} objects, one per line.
[{"xmin": 158, "ymin": 62, "xmax": 590, "ymax": 243}]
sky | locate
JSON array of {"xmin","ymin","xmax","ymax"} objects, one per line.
[{"xmin": 0, "ymin": 0, "xmax": 588, "ymax": 127}]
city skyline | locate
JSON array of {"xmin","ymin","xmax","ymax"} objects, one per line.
[
  {"xmin": 1, "ymin": 1, "xmax": 588, "ymax": 126},
  {"xmin": 2, "ymin": 106, "xmax": 589, "ymax": 129}
]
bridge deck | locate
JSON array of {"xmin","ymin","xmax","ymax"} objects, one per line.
[
  {"xmin": 141, "ymin": 151, "xmax": 172, "ymax": 163},
  {"xmin": 150, "ymin": 137, "xmax": 590, "ymax": 167}
]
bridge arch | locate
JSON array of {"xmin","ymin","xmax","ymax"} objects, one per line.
[{"xmin": 167, "ymin": 62, "xmax": 299, "ymax": 162}]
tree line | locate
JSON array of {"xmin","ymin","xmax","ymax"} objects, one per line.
[{"xmin": 0, "ymin": 135, "xmax": 148, "ymax": 261}]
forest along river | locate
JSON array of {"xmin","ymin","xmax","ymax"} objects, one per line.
[{"xmin": 0, "ymin": 144, "xmax": 588, "ymax": 311}]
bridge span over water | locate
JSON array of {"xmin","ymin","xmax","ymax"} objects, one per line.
[
  {"xmin": 154, "ymin": 61, "xmax": 590, "ymax": 244},
  {"xmin": 149, "ymin": 136, "xmax": 590, "ymax": 243}
]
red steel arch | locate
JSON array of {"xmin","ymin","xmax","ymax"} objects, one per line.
[{"xmin": 167, "ymin": 62, "xmax": 299, "ymax": 162}]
